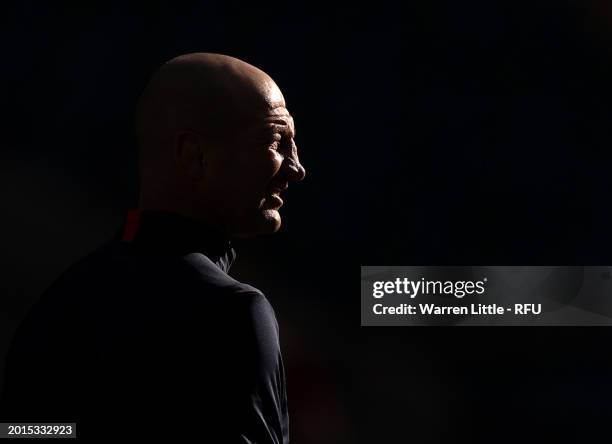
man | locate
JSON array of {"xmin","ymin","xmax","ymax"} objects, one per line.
[{"xmin": 0, "ymin": 53, "xmax": 306, "ymax": 442}]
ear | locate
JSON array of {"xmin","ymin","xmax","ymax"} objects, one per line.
[{"xmin": 174, "ymin": 130, "xmax": 207, "ymax": 180}]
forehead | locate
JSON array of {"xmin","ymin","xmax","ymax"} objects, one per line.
[{"xmin": 244, "ymin": 105, "xmax": 295, "ymax": 137}]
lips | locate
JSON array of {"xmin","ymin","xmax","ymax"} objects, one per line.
[
  {"xmin": 263, "ymin": 185, "xmax": 287, "ymax": 209},
  {"xmin": 264, "ymin": 193, "xmax": 283, "ymax": 209}
]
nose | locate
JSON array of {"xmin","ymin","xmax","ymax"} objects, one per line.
[
  {"xmin": 283, "ymin": 156, "xmax": 306, "ymax": 182},
  {"xmin": 282, "ymin": 144, "xmax": 306, "ymax": 181}
]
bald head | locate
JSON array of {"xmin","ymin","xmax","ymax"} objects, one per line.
[
  {"xmin": 136, "ymin": 53, "xmax": 284, "ymax": 160},
  {"xmin": 135, "ymin": 53, "xmax": 306, "ymax": 237}
]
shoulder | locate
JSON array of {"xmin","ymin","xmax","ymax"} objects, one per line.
[
  {"xmin": 178, "ymin": 252, "xmax": 279, "ymax": 330},
  {"xmin": 178, "ymin": 252, "xmax": 263, "ymax": 297},
  {"xmin": 16, "ymin": 245, "xmax": 277, "ymax": 337}
]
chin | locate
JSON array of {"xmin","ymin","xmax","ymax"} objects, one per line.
[
  {"xmin": 234, "ymin": 210, "xmax": 282, "ymax": 238},
  {"xmin": 258, "ymin": 209, "xmax": 282, "ymax": 234}
]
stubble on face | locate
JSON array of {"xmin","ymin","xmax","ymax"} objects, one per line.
[{"xmin": 229, "ymin": 106, "xmax": 296, "ymax": 237}]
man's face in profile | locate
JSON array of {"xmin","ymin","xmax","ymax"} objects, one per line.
[
  {"xmin": 206, "ymin": 89, "xmax": 306, "ymax": 238},
  {"xmin": 135, "ymin": 53, "xmax": 306, "ymax": 238}
]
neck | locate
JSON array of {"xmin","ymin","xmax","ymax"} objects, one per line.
[
  {"xmin": 137, "ymin": 192, "xmax": 229, "ymax": 237},
  {"xmin": 120, "ymin": 208, "xmax": 236, "ymax": 272}
]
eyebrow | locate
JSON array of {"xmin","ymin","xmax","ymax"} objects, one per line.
[{"xmin": 262, "ymin": 116, "xmax": 295, "ymax": 137}]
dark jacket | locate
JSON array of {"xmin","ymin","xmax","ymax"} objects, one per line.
[{"xmin": 0, "ymin": 209, "xmax": 290, "ymax": 443}]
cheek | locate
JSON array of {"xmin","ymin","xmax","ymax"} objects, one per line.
[
  {"xmin": 266, "ymin": 151, "xmax": 284, "ymax": 176},
  {"xmin": 221, "ymin": 151, "xmax": 282, "ymax": 205},
  {"xmin": 243, "ymin": 150, "xmax": 283, "ymax": 183}
]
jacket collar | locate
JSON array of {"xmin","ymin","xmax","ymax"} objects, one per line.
[{"xmin": 119, "ymin": 209, "xmax": 236, "ymax": 273}]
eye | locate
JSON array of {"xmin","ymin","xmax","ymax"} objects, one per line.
[{"xmin": 268, "ymin": 133, "xmax": 282, "ymax": 150}]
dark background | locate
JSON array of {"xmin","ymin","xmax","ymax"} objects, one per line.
[{"xmin": 2, "ymin": 1, "xmax": 612, "ymax": 442}]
